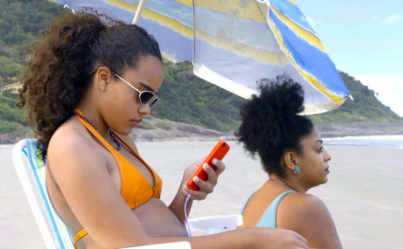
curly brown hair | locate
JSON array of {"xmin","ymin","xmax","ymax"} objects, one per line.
[
  {"xmin": 18, "ymin": 10, "xmax": 162, "ymax": 159},
  {"xmin": 235, "ymin": 76, "xmax": 314, "ymax": 178}
]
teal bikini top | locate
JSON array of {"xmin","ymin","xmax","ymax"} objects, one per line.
[{"xmin": 240, "ymin": 190, "xmax": 296, "ymax": 228}]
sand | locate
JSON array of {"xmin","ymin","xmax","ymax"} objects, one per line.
[{"xmin": 0, "ymin": 142, "xmax": 402, "ymax": 249}]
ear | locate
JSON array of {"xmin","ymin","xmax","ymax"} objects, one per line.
[
  {"xmin": 94, "ymin": 66, "xmax": 113, "ymax": 90},
  {"xmin": 283, "ymin": 151, "xmax": 298, "ymax": 172}
]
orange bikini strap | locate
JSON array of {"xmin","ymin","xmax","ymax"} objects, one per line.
[
  {"xmin": 74, "ymin": 108, "xmax": 120, "ymax": 157},
  {"xmin": 73, "ymin": 228, "xmax": 88, "ymax": 248},
  {"xmin": 112, "ymin": 132, "xmax": 148, "ymax": 166}
]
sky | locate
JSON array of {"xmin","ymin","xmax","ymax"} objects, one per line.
[{"xmin": 296, "ymin": 0, "xmax": 403, "ymax": 117}]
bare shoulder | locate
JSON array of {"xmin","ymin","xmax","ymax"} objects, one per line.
[
  {"xmin": 47, "ymin": 118, "xmax": 107, "ymax": 180},
  {"xmin": 49, "ymin": 119, "xmax": 96, "ymax": 159},
  {"xmin": 278, "ymin": 193, "xmax": 331, "ymax": 225},
  {"xmin": 277, "ymin": 193, "xmax": 342, "ymax": 248},
  {"xmin": 283, "ymin": 193, "xmax": 327, "ymax": 213}
]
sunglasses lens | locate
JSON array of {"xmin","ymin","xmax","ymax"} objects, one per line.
[
  {"xmin": 139, "ymin": 92, "xmax": 154, "ymax": 104},
  {"xmin": 149, "ymin": 97, "xmax": 159, "ymax": 108},
  {"xmin": 140, "ymin": 92, "xmax": 158, "ymax": 107}
]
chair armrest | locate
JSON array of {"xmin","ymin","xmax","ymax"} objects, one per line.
[
  {"xmin": 120, "ymin": 215, "xmax": 243, "ymax": 248},
  {"xmin": 121, "ymin": 241, "xmax": 191, "ymax": 249},
  {"xmin": 188, "ymin": 214, "xmax": 243, "ymax": 232}
]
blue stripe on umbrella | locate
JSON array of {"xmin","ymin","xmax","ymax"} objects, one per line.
[
  {"xmin": 139, "ymin": 18, "xmax": 193, "ymax": 62},
  {"xmin": 270, "ymin": 0, "xmax": 315, "ymax": 33},
  {"xmin": 269, "ymin": 9, "xmax": 349, "ymax": 97}
]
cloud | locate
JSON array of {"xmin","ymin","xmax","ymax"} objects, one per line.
[
  {"xmin": 355, "ymin": 75, "xmax": 403, "ymax": 117},
  {"xmin": 380, "ymin": 14, "xmax": 401, "ymax": 25},
  {"xmin": 306, "ymin": 17, "xmax": 316, "ymax": 28}
]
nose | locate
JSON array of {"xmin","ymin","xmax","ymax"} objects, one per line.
[
  {"xmin": 138, "ymin": 103, "xmax": 151, "ymax": 116},
  {"xmin": 324, "ymin": 148, "xmax": 332, "ymax": 162}
]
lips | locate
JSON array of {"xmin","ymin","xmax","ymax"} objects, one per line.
[
  {"xmin": 130, "ymin": 118, "xmax": 143, "ymax": 127},
  {"xmin": 325, "ymin": 166, "xmax": 330, "ymax": 173}
]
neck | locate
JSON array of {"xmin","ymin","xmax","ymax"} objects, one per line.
[
  {"xmin": 77, "ymin": 104, "xmax": 110, "ymax": 139},
  {"xmin": 269, "ymin": 174, "xmax": 310, "ymax": 193}
]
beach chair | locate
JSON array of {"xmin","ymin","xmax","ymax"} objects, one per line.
[{"xmin": 12, "ymin": 139, "xmax": 242, "ymax": 249}]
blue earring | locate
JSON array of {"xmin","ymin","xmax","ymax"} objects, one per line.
[{"xmin": 294, "ymin": 167, "xmax": 301, "ymax": 174}]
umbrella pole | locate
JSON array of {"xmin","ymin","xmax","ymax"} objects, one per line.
[{"xmin": 132, "ymin": 0, "xmax": 148, "ymax": 24}]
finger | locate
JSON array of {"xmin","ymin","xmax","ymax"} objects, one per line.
[
  {"xmin": 295, "ymin": 233, "xmax": 308, "ymax": 245},
  {"xmin": 194, "ymin": 175, "xmax": 214, "ymax": 194},
  {"xmin": 191, "ymin": 158, "xmax": 205, "ymax": 171},
  {"xmin": 294, "ymin": 242, "xmax": 309, "ymax": 249},
  {"xmin": 195, "ymin": 158, "xmax": 205, "ymax": 166},
  {"xmin": 293, "ymin": 233, "xmax": 309, "ymax": 249},
  {"xmin": 211, "ymin": 159, "xmax": 226, "ymax": 176},
  {"xmin": 203, "ymin": 163, "xmax": 218, "ymax": 186},
  {"xmin": 184, "ymin": 186, "xmax": 207, "ymax": 200}
]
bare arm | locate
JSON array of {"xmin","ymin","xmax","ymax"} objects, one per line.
[{"xmin": 278, "ymin": 194, "xmax": 342, "ymax": 249}]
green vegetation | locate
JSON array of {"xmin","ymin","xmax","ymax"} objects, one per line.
[
  {"xmin": 151, "ymin": 64, "xmax": 401, "ymax": 130},
  {"xmin": 0, "ymin": 96, "xmax": 27, "ymax": 135},
  {"xmin": 0, "ymin": 0, "xmax": 67, "ymax": 85},
  {"xmin": 310, "ymin": 72, "xmax": 401, "ymax": 124},
  {"xmin": 0, "ymin": 0, "xmax": 67, "ymax": 136},
  {"xmin": 0, "ymin": 0, "xmax": 400, "ymax": 138},
  {"xmin": 138, "ymin": 121, "xmax": 156, "ymax": 130},
  {"xmin": 151, "ymin": 61, "xmax": 244, "ymax": 131},
  {"xmin": 156, "ymin": 122, "xmax": 172, "ymax": 130}
]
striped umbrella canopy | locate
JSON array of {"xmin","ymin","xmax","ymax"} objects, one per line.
[{"xmin": 50, "ymin": 0, "xmax": 351, "ymax": 114}]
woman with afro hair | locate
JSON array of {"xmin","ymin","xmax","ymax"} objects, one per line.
[
  {"xmin": 236, "ymin": 75, "xmax": 342, "ymax": 249},
  {"xmin": 18, "ymin": 10, "xmax": 310, "ymax": 249}
]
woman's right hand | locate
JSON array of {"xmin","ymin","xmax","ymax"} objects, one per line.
[{"xmin": 254, "ymin": 227, "xmax": 309, "ymax": 249}]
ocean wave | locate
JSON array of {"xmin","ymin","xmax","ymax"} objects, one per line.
[
  {"xmin": 323, "ymin": 135, "xmax": 403, "ymax": 149},
  {"xmin": 324, "ymin": 135, "xmax": 403, "ymax": 141}
]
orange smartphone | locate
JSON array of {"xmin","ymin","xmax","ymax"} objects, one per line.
[{"xmin": 186, "ymin": 139, "xmax": 230, "ymax": 191}]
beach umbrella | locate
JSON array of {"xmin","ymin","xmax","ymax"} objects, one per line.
[{"xmin": 50, "ymin": 0, "xmax": 351, "ymax": 114}]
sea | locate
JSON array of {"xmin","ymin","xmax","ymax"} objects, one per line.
[{"xmin": 323, "ymin": 135, "xmax": 403, "ymax": 149}]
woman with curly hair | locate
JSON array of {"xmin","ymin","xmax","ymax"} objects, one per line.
[
  {"xmin": 236, "ymin": 76, "xmax": 343, "ymax": 249},
  {"xmin": 19, "ymin": 11, "xmax": 309, "ymax": 249}
]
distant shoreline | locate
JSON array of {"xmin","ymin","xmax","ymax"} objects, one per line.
[
  {"xmin": 1, "ymin": 119, "xmax": 402, "ymax": 144},
  {"xmin": 316, "ymin": 120, "xmax": 403, "ymax": 138}
]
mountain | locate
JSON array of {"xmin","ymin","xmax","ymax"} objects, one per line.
[
  {"xmin": 149, "ymin": 62, "xmax": 401, "ymax": 132},
  {"xmin": 310, "ymin": 72, "xmax": 401, "ymax": 124}
]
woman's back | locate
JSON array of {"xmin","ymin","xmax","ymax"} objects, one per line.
[
  {"xmin": 240, "ymin": 180, "xmax": 341, "ymax": 248},
  {"xmin": 240, "ymin": 181, "xmax": 295, "ymax": 228}
]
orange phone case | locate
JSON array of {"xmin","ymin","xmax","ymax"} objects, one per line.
[{"xmin": 186, "ymin": 140, "xmax": 230, "ymax": 191}]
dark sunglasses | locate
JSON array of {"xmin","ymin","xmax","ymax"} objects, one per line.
[{"xmin": 114, "ymin": 73, "xmax": 160, "ymax": 109}]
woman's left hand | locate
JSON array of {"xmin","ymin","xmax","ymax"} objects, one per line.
[{"xmin": 181, "ymin": 158, "xmax": 226, "ymax": 200}]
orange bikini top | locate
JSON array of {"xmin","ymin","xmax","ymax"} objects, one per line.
[{"xmin": 72, "ymin": 108, "xmax": 162, "ymax": 247}]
